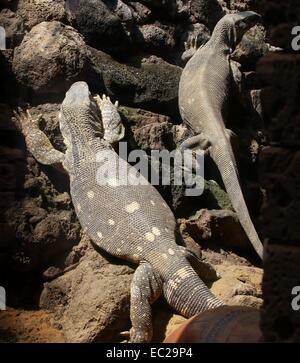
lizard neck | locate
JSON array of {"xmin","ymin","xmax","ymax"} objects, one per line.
[
  {"xmin": 60, "ymin": 105, "xmax": 105, "ymax": 155},
  {"xmin": 207, "ymin": 21, "xmax": 236, "ymax": 53}
]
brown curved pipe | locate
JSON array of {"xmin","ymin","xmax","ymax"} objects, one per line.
[{"xmin": 164, "ymin": 306, "xmax": 263, "ymax": 343}]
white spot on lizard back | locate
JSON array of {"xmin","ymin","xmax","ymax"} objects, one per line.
[
  {"xmin": 145, "ymin": 232, "xmax": 155, "ymax": 242},
  {"xmin": 87, "ymin": 190, "xmax": 94, "ymax": 199},
  {"xmin": 97, "ymin": 231, "xmax": 103, "ymax": 239},
  {"xmin": 150, "ymin": 200, "xmax": 155, "ymax": 206},
  {"xmin": 152, "ymin": 227, "xmax": 161, "ymax": 236},
  {"xmin": 107, "ymin": 178, "xmax": 119, "ymax": 187},
  {"xmin": 108, "ymin": 219, "xmax": 115, "ymax": 225},
  {"xmin": 168, "ymin": 248, "xmax": 175, "ymax": 255},
  {"xmin": 125, "ymin": 202, "xmax": 140, "ymax": 214}
]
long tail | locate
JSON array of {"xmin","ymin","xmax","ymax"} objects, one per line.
[
  {"xmin": 211, "ymin": 140, "xmax": 263, "ymax": 259},
  {"xmin": 163, "ymin": 263, "xmax": 224, "ymax": 317}
]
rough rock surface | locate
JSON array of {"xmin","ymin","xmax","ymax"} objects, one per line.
[
  {"xmin": 204, "ymin": 250, "xmax": 263, "ymax": 309},
  {"xmin": 39, "ymin": 236, "xmax": 133, "ymax": 343},
  {"xmin": 0, "ymin": 9, "xmax": 25, "ymax": 48},
  {"xmin": 88, "ymin": 47, "xmax": 182, "ymax": 118},
  {"xmin": 13, "ymin": 21, "xmax": 90, "ymax": 93},
  {"xmin": 232, "ymin": 25, "xmax": 269, "ymax": 70},
  {"xmin": 65, "ymin": 0, "xmax": 130, "ymax": 53},
  {"xmin": 181, "ymin": 209, "xmax": 250, "ymax": 252},
  {"xmin": 16, "ymin": 0, "xmax": 66, "ymax": 30}
]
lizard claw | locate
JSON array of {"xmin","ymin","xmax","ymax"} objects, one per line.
[
  {"xmin": 94, "ymin": 93, "xmax": 119, "ymax": 111},
  {"xmin": 13, "ymin": 107, "xmax": 43, "ymax": 134},
  {"xmin": 119, "ymin": 330, "xmax": 130, "ymax": 337}
]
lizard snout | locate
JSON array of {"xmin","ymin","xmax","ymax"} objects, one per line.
[{"xmin": 63, "ymin": 81, "xmax": 91, "ymax": 108}]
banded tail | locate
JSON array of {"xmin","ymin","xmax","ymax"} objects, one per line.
[{"xmin": 163, "ymin": 264, "xmax": 224, "ymax": 317}]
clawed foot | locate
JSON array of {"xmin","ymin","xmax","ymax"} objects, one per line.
[
  {"xmin": 94, "ymin": 94, "xmax": 119, "ymax": 111},
  {"xmin": 13, "ymin": 107, "xmax": 43, "ymax": 135},
  {"xmin": 184, "ymin": 34, "xmax": 199, "ymax": 52},
  {"xmin": 93, "ymin": 94, "xmax": 124, "ymax": 144}
]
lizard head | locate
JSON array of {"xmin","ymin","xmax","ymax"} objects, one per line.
[
  {"xmin": 219, "ymin": 11, "xmax": 262, "ymax": 50},
  {"xmin": 59, "ymin": 81, "xmax": 104, "ymax": 142},
  {"xmin": 211, "ymin": 11, "xmax": 261, "ymax": 51}
]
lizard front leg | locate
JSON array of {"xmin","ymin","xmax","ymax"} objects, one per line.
[
  {"xmin": 13, "ymin": 108, "xmax": 65, "ymax": 166},
  {"xmin": 130, "ymin": 262, "xmax": 163, "ymax": 343},
  {"xmin": 94, "ymin": 94, "xmax": 125, "ymax": 144}
]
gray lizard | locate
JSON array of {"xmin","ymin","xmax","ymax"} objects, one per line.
[
  {"xmin": 178, "ymin": 11, "xmax": 264, "ymax": 259},
  {"xmin": 14, "ymin": 81, "xmax": 223, "ymax": 343}
]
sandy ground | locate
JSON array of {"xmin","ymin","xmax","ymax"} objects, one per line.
[{"xmin": 0, "ymin": 309, "xmax": 65, "ymax": 343}]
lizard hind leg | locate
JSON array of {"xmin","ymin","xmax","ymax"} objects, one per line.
[
  {"xmin": 130, "ymin": 262, "xmax": 163, "ymax": 343},
  {"xmin": 179, "ymin": 133, "xmax": 211, "ymax": 153}
]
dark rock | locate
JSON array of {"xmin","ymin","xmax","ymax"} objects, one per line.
[
  {"xmin": 132, "ymin": 22, "xmax": 176, "ymax": 56},
  {"xmin": 103, "ymin": 0, "xmax": 134, "ymax": 23},
  {"xmin": 134, "ymin": 121, "xmax": 176, "ymax": 151},
  {"xmin": 66, "ymin": 0, "xmax": 130, "ymax": 53},
  {"xmin": 259, "ymin": 146, "xmax": 300, "ymax": 245},
  {"xmin": 127, "ymin": 1, "xmax": 152, "ymax": 24},
  {"xmin": 0, "ymin": 8, "xmax": 25, "ymax": 48},
  {"xmin": 257, "ymin": 53, "xmax": 300, "ymax": 148},
  {"xmin": 231, "ymin": 25, "xmax": 269, "ymax": 70},
  {"xmin": 5, "ymin": 201, "xmax": 81, "ymax": 270},
  {"xmin": 89, "ymin": 47, "xmax": 182, "ymax": 118},
  {"xmin": 0, "ymin": 49, "xmax": 18, "ymax": 103},
  {"xmin": 139, "ymin": 0, "xmax": 176, "ymax": 13},
  {"xmin": 258, "ymin": 0, "xmax": 300, "ymax": 343},
  {"xmin": 0, "ymin": 120, "xmax": 80, "ymax": 272},
  {"xmin": 0, "ymin": 104, "xmax": 15, "ymax": 131},
  {"xmin": 119, "ymin": 105, "xmax": 172, "ymax": 130},
  {"xmin": 229, "ymin": 0, "xmax": 263, "ymax": 13},
  {"xmin": 188, "ymin": 0, "xmax": 225, "ymax": 29},
  {"xmin": 182, "ymin": 209, "xmax": 249, "ymax": 251},
  {"xmin": 262, "ymin": 243, "xmax": 300, "ymax": 342},
  {"xmin": 262, "ymin": 0, "xmax": 300, "ymax": 50}
]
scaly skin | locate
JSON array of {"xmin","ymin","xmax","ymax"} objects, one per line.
[
  {"xmin": 178, "ymin": 11, "xmax": 264, "ymax": 259},
  {"xmin": 14, "ymin": 81, "xmax": 224, "ymax": 343}
]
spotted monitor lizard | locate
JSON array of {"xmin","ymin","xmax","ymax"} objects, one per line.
[
  {"xmin": 179, "ymin": 11, "xmax": 264, "ymax": 259},
  {"xmin": 14, "ymin": 81, "xmax": 223, "ymax": 343}
]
